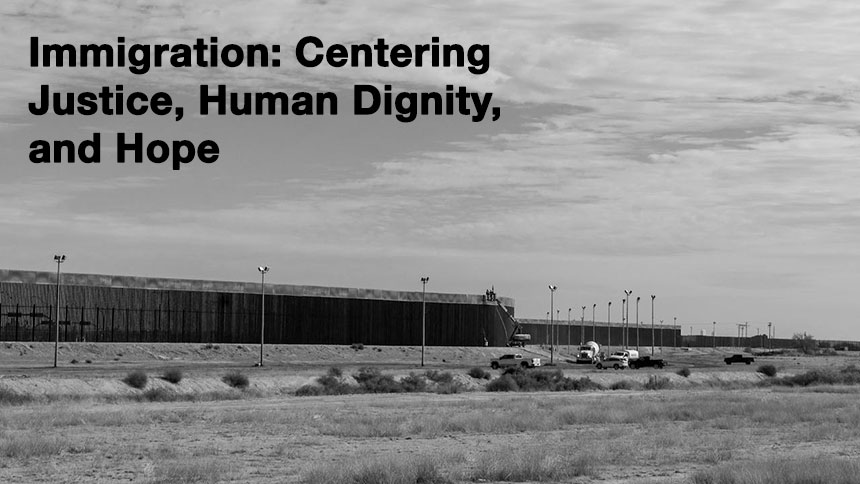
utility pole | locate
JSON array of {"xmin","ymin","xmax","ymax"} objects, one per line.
[
  {"xmin": 53, "ymin": 255, "xmax": 66, "ymax": 368},
  {"xmin": 548, "ymin": 285, "xmax": 557, "ymax": 364},
  {"xmin": 257, "ymin": 266, "xmax": 269, "ymax": 367},
  {"xmin": 421, "ymin": 276, "xmax": 429, "ymax": 367},
  {"xmin": 635, "ymin": 296, "xmax": 640, "ymax": 351},
  {"xmin": 660, "ymin": 319, "xmax": 664, "ymax": 352},
  {"xmin": 567, "ymin": 308, "xmax": 571, "ymax": 355},
  {"xmin": 623, "ymin": 290, "xmax": 632, "ymax": 348},
  {"xmin": 650, "ymin": 295, "xmax": 655, "ymax": 355},
  {"xmin": 592, "ymin": 303, "xmax": 597, "ymax": 342},
  {"xmin": 581, "ymin": 306, "xmax": 585, "ymax": 346},
  {"xmin": 607, "ymin": 301, "xmax": 612, "ymax": 353},
  {"xmin": 713, "ymin": 321, "xmax": 716, "ymax": 348}
]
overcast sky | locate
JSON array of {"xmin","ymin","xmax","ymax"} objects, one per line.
[{"xmin": 2, "ymin": 1, "xmax": 859, "ymax": 340}]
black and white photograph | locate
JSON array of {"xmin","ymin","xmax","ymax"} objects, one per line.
[{"xmin": 1, "ymin": 1, "xmax": 860, "ymax": 482}]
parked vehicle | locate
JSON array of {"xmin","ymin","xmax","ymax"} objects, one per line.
[
  {"xmin": 576, "ymin": 341, "xmax": 601, "ymax": 364},
  {"xmin": 595, "ymin": 351, "xmax": 629, "ymax": 370},
  {"xmin": 491, "ymin": 353, "xmax": 542, "ymax": 370},
  {"xmin": 629, "ymin": 356, "xmax": 665, "ymax": 369},
  {"xmin": 724, "ymin": 354, "xmax": 755, "ymax": 365}
]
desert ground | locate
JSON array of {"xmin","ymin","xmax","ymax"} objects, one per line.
[{"xmin": 1, "ymin": 342, "xmax": 859, "ymax": 483}]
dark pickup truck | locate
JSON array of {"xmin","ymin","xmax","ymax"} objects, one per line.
[
  {"xmin": 629, "ymin": 356, "xmax": 665, "ymax": 369},
  {"xmin": 724, "ymin": 354, "xmax": 755, "ymax": 365}
]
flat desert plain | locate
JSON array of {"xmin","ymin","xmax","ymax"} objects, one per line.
[{"xmin": 1, "ymin": 342, "xmax": 859, "ymax": 483}]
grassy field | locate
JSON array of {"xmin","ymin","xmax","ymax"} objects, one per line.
[
  {"xmin": 1, "ymin": 343, "xmax": 859, "ymax": 483},
  {"xmin": 2, "ymin": 386, "xmax": 860, "ymax": 482}
]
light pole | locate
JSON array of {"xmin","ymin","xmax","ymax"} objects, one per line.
[
  {"xmin": 592, "ymin": 304, "xmax": 596, "ymax": 341},
  {"xmin": 257, "ymin": 266, "xmax": 269, "ymax": 367},
  {"xmin": 624, "ymin": 290, "xmax": 632, "ymax": 348},
  {"xmin": 635, "ymin": 296, "xmax": 640, "ymax": 351},
  {"xmin": 421, "ymin": 276, "xmax": 429, "ymax": 367},
  {"xmin": 673, "ymin": 316, "xmax": 677, "ymax": 347},
  {"xmin": 567, "ymin": 308, "xmax": 571, "ymax": 354},
  {"xmin": 607, "ymin": 301, "xmax": 612, "ymax": 353},
  {"xmin": 580, "ymin": 306, "xmax": 585, "ymax": 346},
  {"xmin": 556, "ymin": 309, "xmax": 560, "ymax": 352},
  {"xmin": 660, "ymin": 319, "xmax": 664, "ymax": 352},
  {"xmin": 548, "ymin": 285, "xmax": 557, "ymax": 364},
  {"xmin": 712, "ymin": 321, "xmax": 716, "ymax": 348},
  {"xmin": 53, "ymin": 255, "xmax": 65, "ymax": 368},
  {"xmin": 650, "ymin": 295, "xmax": 656, "ymax": 355}
]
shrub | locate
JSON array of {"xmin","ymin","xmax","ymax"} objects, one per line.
[
  {"xmin": 424, "ymin": 370, "xmax": 454, "ymax": 384},
  {"xmin": 757, "ymin": 364, "xmax": 777, "ymax": 377},
  {"xmin": 644, "ymin": 375, "xmax": 672, "ymax": 390},
  {"xmin": 161, "ymin": 368, "xmax": 184, "ymax": 384},
  {"xmin": 295, "ymin": 384, "xmax": 324, "ymax": 397},
  {"xmin": 353, "ymin": 367, "xmax": 403, "ymax": 393},
  {"xmin": 350, "ymin": 343, "xmax": 364, "ymax": 350},
  {"xmin": 222, "ymin": 372, "xmax": 249, "ymax": 390},
  {"xmin": 0, "ymin": 388, "xmax": 33, "ymax": 406},
  {"xmin": 143, "ymin": 388, "xmax": 177, "ymax": 402},
  {"xmin": 677, "ymin": 367, "xmax": 691, "ymax": 378},
  {"xmin": 610, "ymin": 380, "xmax": 636, "ymax": 390},
  {"xmin": 487, "ymin": 375, "xmax": 519, "ymax": 392},
  {"xmin": 467, "ymin": 367, "xmax": 491, "ymax": 379},
  {"xmin": 400, "ymin": 373, "xmax": 428, "ymax": 392},
  {"xmin": 326, "ymin": 366, "xmax": 343, "ymax": 378},
  {"xmin": 123, "ymin": 370, "xmax": 148, "ymax": 389}
]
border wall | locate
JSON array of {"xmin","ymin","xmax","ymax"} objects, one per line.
[{"xmin": 0, "ymin": 269, "xmax": 515, "ymax": 346}]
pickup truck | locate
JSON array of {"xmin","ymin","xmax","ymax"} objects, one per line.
[
  {"xmin": 629, "ymin": 356, "xmax": 665, "ymax": 369},
  {"xmin": 490, "ymin": 353, "xmax": 542, "ymax": 370},
  {"xmin": 724, "ymin": 354, "xmax": 755, "ymax": 365},
  {"xmin": 595, "ymin": 352, "xmax": 629, "ymax": 370}
]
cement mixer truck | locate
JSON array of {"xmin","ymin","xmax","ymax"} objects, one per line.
[{"xmin": 576, "ymin": 341, "xmax": 601, "ymax": 364}]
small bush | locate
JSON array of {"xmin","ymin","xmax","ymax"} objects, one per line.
[
  {"xmin": 161, "ymin": 368, "xmax": 184, "ymax": 384},
  {"xmin": 610, "ymin": 380, "xmax": 636, "ymax": 390},
  {"xmin": 295, "ymin": 384, "xmax": 324, "ymax": 397},
  {"xmin": 222, "ymin": 372, "xmax": 249, "ymax": 390},
  {"xmin": 70, "ymin": 359, "xmax": 79, "ymax": 364},
  {"xmin": 644, "ymin": 375, "xmax": 672, "ymax": 390},
  {"xmin": 677, "ymin": 367, "xmax": 691, "ymax": 378},
  {"xmin": 0, "ymin": 388, "xmax": 34, "ymax": 406},
  {"xmin": 757, "ymin": 364, "xmax": 777, "ymax": 377},
  {"xmin": 424, "ymin": 370, "xmax": 454, "ymax": 384},
  {"xmin": 350, "ymin": 343, "xmax": 364, "ymax": 350},
  {"xmin": 123, "ymin": 370, "xmax": 148, "ymax": 389},
  {"xmin": 326, "ymin": 366, "xmax": 343, "ymax": 378},
  {"xmin": 400, "ymin": 373, "xmax": 428, "ymax": 392},
  {"xmin": 143, "ymin": 387, "xmax": 177, "ymax": 402},
  {"xmin": 487, "ymin": 375, "xmax": 519, "ymax": 392},
  {"xmin": 467, "ymin": 367, "xmax": 491, "ymax": 379}
]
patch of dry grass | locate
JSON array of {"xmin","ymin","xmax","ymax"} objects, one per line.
[{"xmin": 690, "ymin": 457, "xmax": 860, "ymax": 484}]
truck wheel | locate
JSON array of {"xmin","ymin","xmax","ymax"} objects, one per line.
[
  {"xmin": 613, "ymin": 364, "xmax": 620, "ymax": 370},
  {"xmin": 491, "ymin": 362, "xmax": 499, "ymax": 370},
  {"xmin": 656, "ymin": 363, "xmax": 664, "ymax": 369},
  {"xmin": 521, "ymin": 362, "xmax": 529, "ymax": 369},
  {"xmin": 726, "ymin": 362, "xmax": 732, "ymax": 365},
  {"xmin": 596, "ymin": 363, "xmax": 604, "ymax": 370},
  {"xmin": 746, "ymin": 361, "xmax": 751, "ymax": 365}
]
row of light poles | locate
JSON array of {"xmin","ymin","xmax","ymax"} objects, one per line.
[{"xmin": 548, "ymin": 287, "xmax": 664, "ymax": 355}]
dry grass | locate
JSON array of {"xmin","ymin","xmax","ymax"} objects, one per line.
[
  {"xmin": 302, "ymin": 452, "xmax": 460, "ymax": 484},
  {"xmin": 148, "ymin": 459, "xmax": 234, "ymax": 483},
  {"xmin": 690, "ymin": 457, "xmax": 860, "ymax": 484},
  {"xmin": 0, "ymin": 433, "xmax": 68, "ymax": 458}
]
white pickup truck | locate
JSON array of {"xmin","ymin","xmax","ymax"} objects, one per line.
[{"xmin": 490, "ymin": 353, "xmax": 542, "ymax": 370}]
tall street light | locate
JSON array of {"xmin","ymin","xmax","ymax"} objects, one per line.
[
  {"xmin": 607, "ymin": 301, "xmax": 612, "ymax": 353},
  {"xmin": 712, "ymin": 321, "xmax": 717, "ymax": 349},
  {"xmin": 651, "ymin": 295, "xmax": 656, "ymax": 355},
  {"xmin": 556, "ymin": 309, "xmax": 560, "ymax": 352},
  {"xmin": 592, "ymin": 304, "xmax": 597, "ymax": 341},
  {"xmin": 580, "ymin": 306, "xmax": 585, "ymax": 346},
  {"xmin": 53, "ymin": 254, "xmax": 65, "ymax": 368},
  {"xmin": 421, "ymin": 277, "xmax": 429, "ymax": 367},
  {"xmin": 548, "ymin": 285, "xmax": 557, "ymax": 364},
  {"xmin": 621, "ymin": 298, "xmax": 626, "ymax": 348},
  {"xmin": 567, "ymin": 308, "xmax": 571, "ymax": 354},
  {"xmin": 635, "ymin": 296, "xmax": 641, "ymax": 351},
  {"xmin": 624, "ymin": 290, "xmax": 632, "ymax": 348},
  {"xmin": 257, "ymin": 266, "xmax": 269, "ymax": 367}
]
